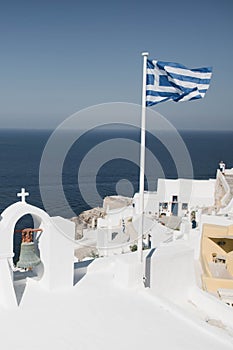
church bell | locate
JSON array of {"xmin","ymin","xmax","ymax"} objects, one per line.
[{"xmin": 17, "ymin": 242, "xmax": 41, "ymax": 269}]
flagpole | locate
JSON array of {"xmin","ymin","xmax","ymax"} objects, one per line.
[{"xmin": 138, "ymin": 51, "xmax": 149, "ymax": 262}]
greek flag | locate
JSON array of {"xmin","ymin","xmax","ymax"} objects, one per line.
[{"xmin": 146, "ymin": 60, "xmax": 212, "ymax": 106}]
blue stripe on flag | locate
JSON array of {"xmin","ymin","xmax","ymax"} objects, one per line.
[
  {"xmin": 147, "ymin": 60, "xmax": 155, "ymax": 69},
  {"xmin": 147, "ymin": 74, "xmax": 154, "ymax": 85},
  {"xmin": 156, "ymin": 61, "xmax": 212, "ymax": 74},
  {"xmin": 167, "ymin": 72, "xmax": 211, "ymax": 85},
  {"xmin": 159, "ymin": 75, "xmax": 173, "ymax": 87},
  {"xmin": 146, "ymin": 90, "xmax": 181, "ymax": 99},
  {"xmin": 199, "ymin": 89, "xmax": 208, "ymax": 94}
]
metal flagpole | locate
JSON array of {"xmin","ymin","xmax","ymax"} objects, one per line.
[{"xmin": 138, "ymin": 52, "xmax": 149, "ymax": 262}]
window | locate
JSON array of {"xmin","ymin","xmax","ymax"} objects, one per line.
[{"xmin": 182, "ymin": 203, "xmax": 188, "ymax": 210}]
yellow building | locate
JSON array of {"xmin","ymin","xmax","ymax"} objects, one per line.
[{"xmin": 200, "ymin": 223, "xmax": 233, "ymax": 299}]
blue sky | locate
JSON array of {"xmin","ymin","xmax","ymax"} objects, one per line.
[{"xmin": 0, "ymin": 0, "xmax": 232, "ymax": 130}]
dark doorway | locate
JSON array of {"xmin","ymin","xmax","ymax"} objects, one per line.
[{"xmin": 171, "ymin": 196, "xmax": 178, "ymax": 216}]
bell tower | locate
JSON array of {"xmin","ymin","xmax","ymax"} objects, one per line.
[{"xmin": 0, "ymin": 189, "xmax": 75, "ymax": 308}]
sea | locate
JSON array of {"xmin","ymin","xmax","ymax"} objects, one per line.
[
  {"xmin": 1, "ymin": 128, "xmax": 233, "ymax": 216},
  {"xmin": 0, "ymin": 127, "xmax": 232, "ymax": 262}
]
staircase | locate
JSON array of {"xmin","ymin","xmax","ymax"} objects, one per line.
[
  {"xmin": 216, "ymin": 170, "xmax": 233, "ymax": 213},
  {"xmin": 224, "ymin": 174, "xmax": 233, "ymax": 199}
]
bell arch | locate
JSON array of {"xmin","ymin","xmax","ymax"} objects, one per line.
[
  {"xmin": 0, "ymin": 200, "xmax": 75, "ymax": 308},
  {"xmin": 0, "ymin": 202, "xmax": 52, "ymax": 258}
]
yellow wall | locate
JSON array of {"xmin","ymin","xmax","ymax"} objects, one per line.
[
  {"xmin": 202, "ymin": 276, "xmax": 233, "ymax": 293},
  {"xmin": 200, "ymin": 223, "xmax": 233, "ymax": 293},
  {"xmin": 227, "ymin": 251, "xmax": 233, "ymax": 276}
]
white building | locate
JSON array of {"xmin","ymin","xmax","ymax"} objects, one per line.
[
  {"xmin": 133, "ymin": 178, "xmax": 216, "ymax": 217},
  {"xmin": 133, "ymin": 191, "xmax": 159, "ymax": 216}
]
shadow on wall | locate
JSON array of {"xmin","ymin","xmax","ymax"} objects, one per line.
[
  {"xmin": 13, "ymin": 266, "xmax": 44, "ymax": 305},
  {"xmin": 73, "ymin": 259, "xmax": 94, "ymax": 286}
]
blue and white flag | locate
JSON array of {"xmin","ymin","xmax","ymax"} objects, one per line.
[{"xmin": 146, "ymin": 60, "xmax": 212, "ymax": 106}]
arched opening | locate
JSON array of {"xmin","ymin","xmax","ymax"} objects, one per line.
[
  {"xmin": 13, "ymin": 214, "xmax": 34, "ymax": 266},
  {"xmin": 12, "ymin": 214, "xmax": 44, "ymax": 305}
]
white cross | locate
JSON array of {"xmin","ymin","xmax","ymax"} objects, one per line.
[{"xmin": 17, "ymin": 188, "xmax": 29, "ymax": 203}]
